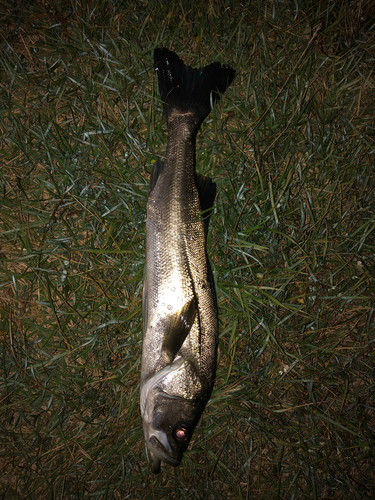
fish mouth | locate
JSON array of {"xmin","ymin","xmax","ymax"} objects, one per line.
[
  {"xmin": 145, "ymin": 434, "xmax": 180, "ymax": 473},
  {"xmin": 145, "ymin": 447, "xmax": 162, "ymax": 474}
]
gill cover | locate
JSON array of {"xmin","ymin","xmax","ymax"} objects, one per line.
[{"xmin": 141, "ymin": 360, "xmax": 209, "ymax": 472}]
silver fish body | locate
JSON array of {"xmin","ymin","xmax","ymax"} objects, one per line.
[{"xmin": 140, "ymin": 48, "xmax": 235, "ymax": 474}]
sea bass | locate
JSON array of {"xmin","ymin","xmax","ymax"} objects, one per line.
[{"xmin": 140, "ymin": 48, "xmax": 235, "ymax": 474}]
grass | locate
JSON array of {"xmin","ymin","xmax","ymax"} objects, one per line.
[{"xmin": 1, "ymin": 0, "xmax": 374, "ymax": 498}]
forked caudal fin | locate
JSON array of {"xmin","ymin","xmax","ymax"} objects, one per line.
[{"xmin": 154, "ymin": 48, "xmax": 235, "ymax": 128}]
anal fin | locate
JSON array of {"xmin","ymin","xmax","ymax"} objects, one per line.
[{"xmin": 148, "ymin": 159, "xmax": 164, "ymax": 198}]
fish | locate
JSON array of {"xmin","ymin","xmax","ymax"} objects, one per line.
[{"xmin": 140, "ymin": 48, "xmax": 235, "ymax": 474}]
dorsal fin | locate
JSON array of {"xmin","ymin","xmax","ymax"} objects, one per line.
[{"xmin": 195, "ymin": 174, "xmax": 216, "ymax": 238}]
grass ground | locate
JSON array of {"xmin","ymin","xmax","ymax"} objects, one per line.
[{"xmin": 1, "ymin": 1, "xmax": 374, "ymax": 498}]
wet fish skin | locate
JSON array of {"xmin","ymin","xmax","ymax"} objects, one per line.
[{"xmin": 140, "ymin": 48, "xmax": 235, "ymax": 474}]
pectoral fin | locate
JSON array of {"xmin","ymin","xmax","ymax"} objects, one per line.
[{"xmin": 162, "ymin": 297, "xmax": 197, "ymax": 363}]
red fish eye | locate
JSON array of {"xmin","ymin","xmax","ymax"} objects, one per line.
[{"xmin": 175, "ymin": 428, "xmax": 188, "ymax": 441}]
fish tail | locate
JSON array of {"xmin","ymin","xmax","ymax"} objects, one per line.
[{"xmin": 154, "ymin": 48, "xmax": 235, "ymax": 129}]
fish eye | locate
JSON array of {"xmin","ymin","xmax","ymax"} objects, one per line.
[{"xmin": 174, "ymin": 427, "xmax": 188, "ymax": 441}]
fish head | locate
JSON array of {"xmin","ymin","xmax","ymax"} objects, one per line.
[{"xmin": 140, "ymin": 358, "xmax": 209, "ymax": 473}]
